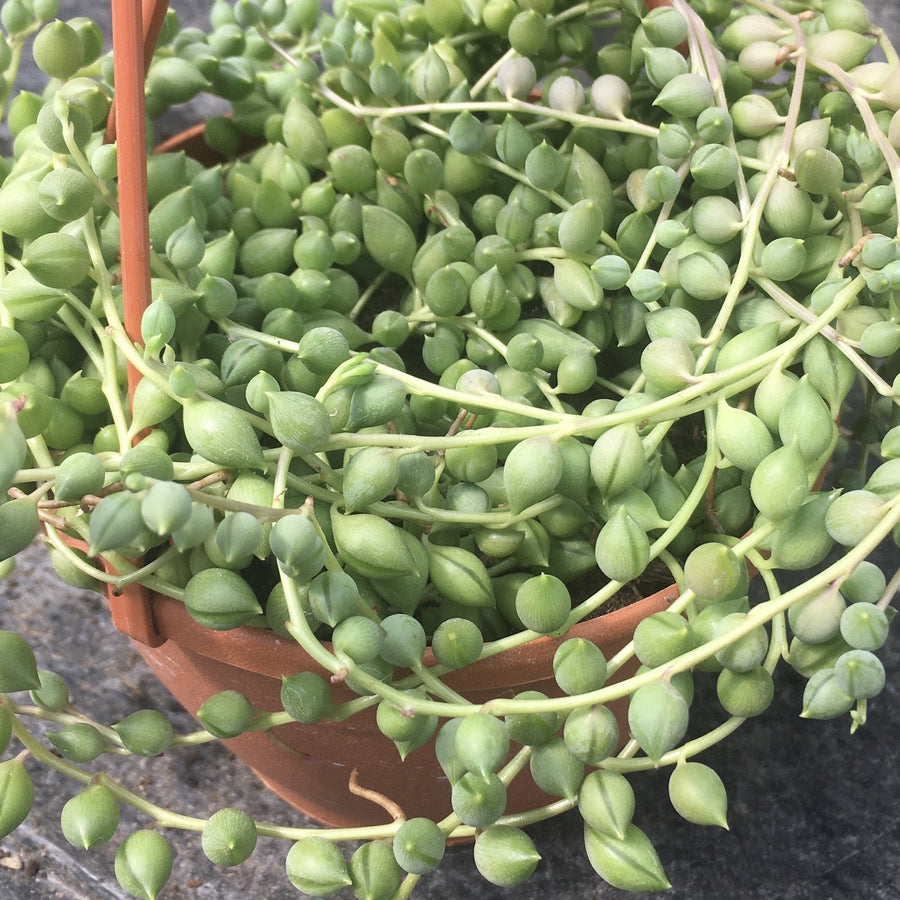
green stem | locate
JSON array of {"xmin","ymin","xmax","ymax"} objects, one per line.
[
  {"xmin": 11, "ymin": 702, "xmax": 123, "ymax": 747},
  {"xmin": 484, "ymin": 495, "xmax": 900, "ymax": 719},
  {"xmin": 811, "ymin": 56, "xmax": 900, "ymax": 227},
  {"xmin": 60, "ymin": 110, "xmax": 118, "ymax": 211},
  {"xmin": 470, "ymin": 46, "xmax": 515, "ymax": 98},
  {"xmin": 315, "ymin": 82, "xmax": 658, "ymax": 142},
  {"xmin": 392, "ymin": 874, "xmax": 423, "ymax": 900},
  {"xmin": 66, "ymin": 215, "xmax": 132, "ymax": 449},
  {"xmin": 111, "ymin": 544, "xmax": 186, "ymax": 590},
  {"xmin": 877, "ymin": 565, "xmax": 900, "ymax": 612},
  {"xmin": 327, "ymin": 273, "xmax": 864, "ymax": 460},
  {"xmin": 5, "ymin": 697, "xmax": 406, "ymax": 844},
  {"xmin": 7, "ymin": 712, "xmax": 208, "ymax": 831},
  {"xmin": 348, "ymin": 267, "xmax": 392, "ymax": 321},
  {"xmin": 220, "ymin": 319, "xmax": 301, "ymax": 354},
  {"xmin": 602, "ymin": 714, "xmax": 747, "ymax": 773},
  {"xmin": 873, "ymin": 26, "xmax": 900, "ymax": 67},
  {"xmin": 0, "ymin": 30, "xmax": 37, "ymax": 124},
  {"xmin": 410, "ymin": 663, "xmax": 471, "ymax": 706}
]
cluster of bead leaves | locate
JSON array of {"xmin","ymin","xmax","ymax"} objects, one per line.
[{"xmin": 1, "ymin": 0, "xmax": 900, "ymax": 895}]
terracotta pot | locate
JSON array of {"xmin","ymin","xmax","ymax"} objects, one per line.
[
  {"xmin": 50, "ymin": 529, "xmax": 666, "ymax": 826},
  {"xmin": 88, "ymin": 113, "xmax": 674, "ymax": 826},
  {"xmin": 106, "ymin": 0, "xmax": 678, "ymax": 828},
  {"xmin": 129, "ymin": 584, "xmax": 675, "ymax": 828}
]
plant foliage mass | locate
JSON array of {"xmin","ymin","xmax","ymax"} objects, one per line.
[{"xmin": 1, "ymin": 0, "xmax": 900, "ymax": 895}]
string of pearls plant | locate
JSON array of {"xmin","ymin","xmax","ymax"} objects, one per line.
[{"xmin": 1, "ymin": 0, "xmax": 900, "ymax": 895}]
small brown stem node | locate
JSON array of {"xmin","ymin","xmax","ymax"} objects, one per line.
[
  {"xmin": 446, "ymin": 408, "xmax": 469, "ymax": 438},
  {"xmin": 37, "ymin": 509, "xmax": 70, "ymax": 530},
  {"xmin": 839, "ymin": 230, "xmax": 875, "ymax": 268},
  {"xmin": 348, "ymin": 769, "xmax": 406, "ymax": 822},
  {"xmin": 187, "ymin": 470, "xmax": 233, "ymax": 491},
  {"xmin": 775, "ymin": 45, "xmax": 797, "ymax": 64},
  {"xmin": 704, "ymin": 469, "xmax": 724, "ymax": 534}
]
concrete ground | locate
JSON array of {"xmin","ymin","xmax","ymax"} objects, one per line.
[
  {"xmin": 3, "ymin": 548, "xmax": 900, "ymax": 900},
  {"xmin": 3, "ymin": 2, "xmax": 900, "ymax": 899}
]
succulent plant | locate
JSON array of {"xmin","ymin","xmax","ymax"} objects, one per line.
[{"xmin": 1, "ymin": 0, "xmax": 900, "ymax": 895}]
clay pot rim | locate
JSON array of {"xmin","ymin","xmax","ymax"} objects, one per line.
[
  {"xmin": 49, "ymin": 492, "xmax": 680, "ymax": 684},
  {"xmin": 145, "ymin": 582, "xmax": 678, "ymax": 690}
]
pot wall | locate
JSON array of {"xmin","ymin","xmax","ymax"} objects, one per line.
[{"xmin": 133, "ymin": 586, "xmax": 674, "ymax": 828}]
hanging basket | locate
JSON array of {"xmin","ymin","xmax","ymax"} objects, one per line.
[{"xmin": 99, "ymin": 0, "xmax": 681, "ymax": 827}]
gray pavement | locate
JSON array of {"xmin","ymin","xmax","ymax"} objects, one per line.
[
  {"xmin": 3, "ymin": 2, "xmax": 900, "ymax": 899},
  {"xmin": 4, "ymin": 538, "xmax": 900, "ymax": 900}
]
